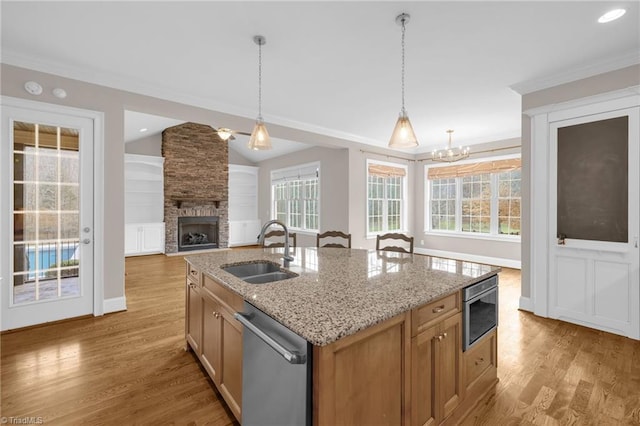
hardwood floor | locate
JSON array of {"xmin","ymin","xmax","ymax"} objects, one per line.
[
  {"xmin": 1, "ymin": 254, "xmax": 238, "ymax": 425},
  {"xmin": 1, "ymin": 255, "xmax": 638, "ymax": 425}
]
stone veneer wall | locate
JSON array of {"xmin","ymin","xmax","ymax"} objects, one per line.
[{"xmin": 162, "ymin": 122, "xmax": 228, "ymax": 253}]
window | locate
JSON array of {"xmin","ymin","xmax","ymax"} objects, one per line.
[
  {"xmin": 497, "ymin": 169, "xmax": 521, "ymax": 236},
  {"xmin": 427, "ymin": 158, "xmax": 521, "ymax": 238},
  {"xmin": 271, "ymin": 163, "xmax": 320, "ymax": 232},
  {"xmin": 367, "ymin": 160, "xmax": 407, "ymax": 234}
]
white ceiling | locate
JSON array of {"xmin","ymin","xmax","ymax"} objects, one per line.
[{"xmin": 2, "ymin": 1, "xmax": 639, "ymax": 158}]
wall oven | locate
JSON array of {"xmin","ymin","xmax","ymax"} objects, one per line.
[{"xmin": 462, "ymin": 275, "xmax": 498, "ymax": 351}]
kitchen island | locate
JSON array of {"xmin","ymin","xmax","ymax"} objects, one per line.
[{"xmin": 185, "ymin": 247, "xmax": 500, "ymax": 425}]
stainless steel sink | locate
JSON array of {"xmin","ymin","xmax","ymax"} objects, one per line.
[
  {"xmin": 222, "ymin": 261, "xmax": 298, "ymax": 284},
  {"xmin": 243, "ymin": 271, "xmax": 296, "ymax": 284}
]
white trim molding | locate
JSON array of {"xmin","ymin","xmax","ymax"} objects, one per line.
[
  {"xmin": 415, "ymin": 248, "xmax": 521, "ymax": 269},
  {"xmin": 511, "ymin": 50, "xmax": 640, "ymax": 95},
  {"xmin": 103, "ymin": 297, "xmax": 127, "ymax": 314},
  {"xmin": 518, "ymin": 296, "xmax": 534, "ymax": 312}
]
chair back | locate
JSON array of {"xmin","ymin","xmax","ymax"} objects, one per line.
[
  {"xmin": 376, "ymin": 233, "xmax": 414, "ymax": 254},
  {"xmin": 316, "ymin": 231, "xmax": 351, "ymax": 248},
  {"xmin": 262, "ymin": 230, "xmax": 297, "ymax": 248}
]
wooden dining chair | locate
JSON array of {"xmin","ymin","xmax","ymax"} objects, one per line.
[
  {"xmin": 376, "ymin": 233, "xmax": 414, "ymax": 254},
  {"xmin": 261, "ymin": 230, "xmax": 297, "ymax": 249},
  {"xmin": 316, "ymin": 231, "xmax": 351, "ymax": 248}
]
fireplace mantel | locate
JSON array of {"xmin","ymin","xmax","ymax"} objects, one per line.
[{"xmin": 172, "ymin": 197, "xmax": 225, "ymax": 209}]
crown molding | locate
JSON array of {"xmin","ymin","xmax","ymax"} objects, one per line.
[{"xmin": 510, "ymin": 50, "xmax": 640, "ymax": 95}]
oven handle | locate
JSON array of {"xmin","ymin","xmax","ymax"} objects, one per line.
[{"xmin": 466, "ymin": 285, "xmax": 497, "ymax": 304}]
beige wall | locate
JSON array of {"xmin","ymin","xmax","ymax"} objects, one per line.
[
  {"xmin": 257, "ymin": 146, "xmax": 349, "ymax": 248},
  {"xmin": 520, "ymin": 64, "xmax": 640, "ymax": 298},
  {"xmin": 125, "ymin": 134, "xmax": 162, "ymax": 156}
]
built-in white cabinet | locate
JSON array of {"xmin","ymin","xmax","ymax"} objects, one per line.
[
  {"xmin": 228, "ymin": 165, "xmax": 260, "ymax": 247},
  {"xmin": 125, "ymin": 223, "xmax": 165, "ymax": 256},
  {"xmin": 125, "ymin": 154, "xmax": 165, "ymax": 256}
]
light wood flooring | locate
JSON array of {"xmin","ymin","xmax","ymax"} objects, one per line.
[{"xmin": 1, "ymin": 255, "xmax": 639, "ymax": 425}]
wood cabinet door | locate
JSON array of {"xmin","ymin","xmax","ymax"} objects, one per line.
[
  {"xmin": 219, "ymin": 308, "xmax": 243, "ymax": 422},
  {"xmin": 437, "ymin": 313, "xmax": 463, "ymax": 420},
  {"xmin": 411, "ymin": 325, "xmax": 438, "ymax": 426},
  {"xmin": 201, "ymin": 294, "xmax": 222, "ymax": 384},
  {"xmin": 314, "ymin": 313, "xmax": 409, "ymax": 426},
  {"xmin": 185, "ymin": 281, "xmax": 201, "ymax": 352}
]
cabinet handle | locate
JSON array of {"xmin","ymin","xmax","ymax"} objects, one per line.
[
  {"xmin": 437, "ymin": 335, "xmax": 443, "ymax": 341},
  {"xmin": 190, "ymin": 270, "xmax": 198, "ymax": 276},
  {"xmin": 475, "ymin": 357, "xmax": 485, "ymax": 366},
  {"xmin": 432, "ymin": 305, "xmax": 445, "ymax": 313},
  {"xmin": 442, "ymin": 332, "xmax": 447, "ymax": 339},
  {"xmin": 188, "ymin": 283, "xmax": 196, "ymax": 289},
  {"xmin": 212, "ymin": 311, "xmax": 220, "ymax": 318}
]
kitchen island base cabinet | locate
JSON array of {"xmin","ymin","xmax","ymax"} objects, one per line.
[
  {"xmin": 313, "ymin": 313, "xmax": 411, "ymax": 426},
  {"xmin": 412, "ymin": 313, "xmax": 463, "ymax": 426},
  {"xmin": 184, "ymin": 261, "xmax": 243, "ymax": 423}
]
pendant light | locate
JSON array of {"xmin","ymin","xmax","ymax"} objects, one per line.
[
  {"xmin": 389, "ymin": 13, "xmax": 418, "ymax": 149},
  {"xmin": 431, "ymin": 130, "xmax": 470, "ymax": 163},
  {"xmin": 247, "ymin": 35, "xmax": 272, "ymax": 150}
]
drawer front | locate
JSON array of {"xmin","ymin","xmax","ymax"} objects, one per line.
[
  {"xmin": 203, "ymin": 275, "xmax": 244, "ymax": 312},
  {"xmin": 412, "ymin": 292, "xmax": 460, "ymax": 336},
  {"xmin": 464, "ymin": 331, "xmax": 496, "ymax": 388},
  {"xmin": 186, "ymin": 262, "xmax": 201, "ymax": 285}
]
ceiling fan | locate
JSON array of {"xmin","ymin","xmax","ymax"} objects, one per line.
[{"xmin": 215, "ymin": 128, "xmax": 251, "ymax": 141}]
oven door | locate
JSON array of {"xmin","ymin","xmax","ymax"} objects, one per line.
[{"xmin": 463, "ymin": 286, "xmax": 498, "ymax": 351}]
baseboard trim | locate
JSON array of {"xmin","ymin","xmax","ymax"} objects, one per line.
[
  {"xmin": 414, "ymin": 248, "xmax": 521, "ymax": 269},
  {"xmin": 518, "ymin": 296, "xmax": 534, "ymax": 312},
  {"xmin": 103, "ymin": 296, "xmax": 127, "ymax": 314}
]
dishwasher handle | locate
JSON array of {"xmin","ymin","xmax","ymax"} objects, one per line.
[{"xmin": 234, "ymin": 312, "xmax": 307, "ymax": 365}]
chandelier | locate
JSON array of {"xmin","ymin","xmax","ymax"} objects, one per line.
[{"xmin": 431, "ymin": 130, "xmax": 470, "ymax": 163}]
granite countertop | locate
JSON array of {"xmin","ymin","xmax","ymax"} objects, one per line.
[{"xmin": 186, "ymin": 247, "xmax": 500, "ymax": 346}]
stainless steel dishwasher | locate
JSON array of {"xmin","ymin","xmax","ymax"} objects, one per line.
[{"xmin": 234, "ymin": 301, "xmax": 312, "ymax": 426}]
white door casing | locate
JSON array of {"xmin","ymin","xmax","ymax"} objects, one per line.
[
  {"xmin": 527, "ymin": 88, "xmax": 640, "ymax": 340},
  {"xmin": 1, "ymin": 97, "xmax": 104, "ymax": 330}
]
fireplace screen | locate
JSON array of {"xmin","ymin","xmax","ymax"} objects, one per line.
[{"xmin": 178, "ymin": 216, "xmax": 219, "ymax": 252}]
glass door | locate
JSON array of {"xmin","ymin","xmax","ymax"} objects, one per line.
[{"xmin": 2, "ymin": 102, "xmax": 94, "ymax": 330}]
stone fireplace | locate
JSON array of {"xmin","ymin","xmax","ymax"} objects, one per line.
[{"xmin": 162, "ymin": 122, "xmax": 228, "ymax": 253}]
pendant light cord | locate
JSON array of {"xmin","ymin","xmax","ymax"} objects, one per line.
[
  {"xmin": 258, "ymin": 40, "xmax": 263, "ymax": 121},
  {"xmin": 401, "ymin": 16, "xmax": 406, "ymax": 114}
]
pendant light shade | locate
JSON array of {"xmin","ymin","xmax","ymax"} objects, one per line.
[
  {"xmin": 390, "ymin": 110, "xmax": 418, "ymax": 148},
  {"xmin": 248, "ymin": 119, "xmax": 271, "ymax": 150},
  {"xmin": 389, "ymin": 13, "xmax": 418, "ymax": 149},
  {"xmin": 248, "ymin": 35, "xmax": 272, "ymax": 150}
]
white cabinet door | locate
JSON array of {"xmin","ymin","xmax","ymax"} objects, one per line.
[
  {"xmin": 548, "ymin": 106, "xmax": 639, "ymax": 339},
  {"xmin": 125, "ymin": 224, "xmax": 141, "ymax": 255},
  {"xmin": 125, "ymin": 223, "xmax": 165, "ymax": 256},
  {"xmin": 229, "ymin": 220, "xmax": 261, "ymax": 247},
  {"xmin": 140, "ymin": 223, "xmax": 165, "ymax": 253}
]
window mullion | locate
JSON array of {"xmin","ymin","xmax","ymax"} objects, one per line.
[
  {"xmin": 455, "ymin": 178, "xmax": 462, "ymax": 232},
  {"xmin": 490, "ymin": 173, "xmax": 499, "ymax": 235}
]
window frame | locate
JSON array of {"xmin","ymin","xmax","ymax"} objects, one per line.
[
  {"xmin": 270, "ymin": 162, "xmax": 320, "ymax": 233},
  {"xmin": 366, "ymin": 159, "xmax": 409, "ymax": 236},
  {"xmin": 425, "ymin": 155, "xmax": 521, "ymax": 241}
]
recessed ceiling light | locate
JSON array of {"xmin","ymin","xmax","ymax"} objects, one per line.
[
  {"xmin": 598, "ymin": 9, "xmax": 626, "ymax": 23},
  {"xmin": 140, "ymin": 128, "xmax": 148, "ymax": 133}
]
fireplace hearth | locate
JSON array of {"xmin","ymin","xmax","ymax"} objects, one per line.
[{"xmin": 178, "ymin": 216, "xmax": 219, "ymax": 252}]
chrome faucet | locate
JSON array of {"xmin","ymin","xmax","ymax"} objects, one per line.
[{"xmin": 257, "ymin": 220, "xmax": 294, "ymax": 267}]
